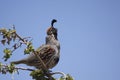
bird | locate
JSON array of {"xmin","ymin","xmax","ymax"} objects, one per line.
[{"xmin": 11, "ymin": 19, "xmax": 60, "ymax": 69}]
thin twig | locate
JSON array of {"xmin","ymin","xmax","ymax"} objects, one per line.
[
  {"xmin": 1, "ymin": 64, "xmax": 34, "ymax": 71},
  {"xmin": 51, "ymin": 71, "xmax": 67, "ymax": 80},
  {"xmin": 15, "ymin": 67, "xmax": 34, "ymax": 71},
  {"xmin": 14, "ymin": 32, "xmax": 28, "ymax": 44},
  {"xmin": 11, "ymin": 42, "xmax": 22, "ymax": 53}
]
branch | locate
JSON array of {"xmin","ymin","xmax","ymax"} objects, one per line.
[
  {"xmin": 0, "ymin": 64, "xmax": 34, "ymax": 72},
  {"xmin": 14, "ymin": 32, "xmax": 28, "ymax": 44},
  {"xmin": 14, "ymin": 67, "xmax": 34, "ymax": 71},
  {"xmin": 51, "ymin": 71, "xmax": 67, "ymax": 80},
  {"xmin": 0, "ymin": 64, "xmax": 73, "ymax": 80}
]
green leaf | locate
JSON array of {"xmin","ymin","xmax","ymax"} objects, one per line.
[
  {"xmin": 0, "ymin": 28, "xmax": 7, "ymax": 34},
  {"xmin": 66, "ymin": 74, "xmax": 74, "ymax": 80},
  {"xmin": 3, "ymin": 48, "xmax": 12, "ymax": 61},
  {"xmin": 24, "ymin": 48, "xmax": 30, "ymax": 54},
  {"xmin": 8, "ymin": 63, "xmax": 15, "ymax": 74},
  {"xmin": 0, "ymin": 62, "xmax": 2, "ymax": 69},
  {"xmin": 24, "ymin": 42, "xmax": 34, "ymax": 54}
]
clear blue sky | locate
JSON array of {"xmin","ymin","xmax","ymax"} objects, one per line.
[{"xmin": 0, "ymin": 0, "xmax": 120, "ymax": 80}]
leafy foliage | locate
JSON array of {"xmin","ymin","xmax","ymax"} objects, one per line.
[
  {"xmin": 30, "ymin": 70, "xmax": 55, "ymax": 80},
  {"xmin": 66, "ymin": 74, "xmax": 74, "ymax": 80},
  {"xmin": 3, "ymin": 48, "xmax": 12, "ymax": 61},
  {"xmin": 0, "ymin": 28, "xmax": 16, "ymax": 45},
  {"xmin": 24, "ymin": 42, "xmax": 34, "ymax": 54},
  {"xmin": 0, "ymin": 63, "xmax": 15, "ymax": 74},
  {"xmin": 0, "ymin": 27, "xmax": 32, "ymax": 61},
  {"xmin": 0, "ymin": 27, "xmax": 74, "ymax": 80}
]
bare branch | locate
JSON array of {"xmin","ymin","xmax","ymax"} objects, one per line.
[
  {"xmin": 0, "ymin": 64, "xmax": 34, "ymax": 72},
  {"xmin": 51, "ymin": 71, "xmax": 67, "ymax": 80}
]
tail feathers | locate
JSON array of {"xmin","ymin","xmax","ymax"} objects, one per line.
[{"xmin": 11, "ymin": 60, "xmax": 26, "ymax": 64}]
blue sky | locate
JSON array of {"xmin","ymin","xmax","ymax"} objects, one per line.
[{"xmin": 0, "ymin": 0, "xmax": 120, "ymax": 80}]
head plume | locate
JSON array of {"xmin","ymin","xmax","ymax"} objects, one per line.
[
  {"xmin": 47, "ymin": 19, "xmax": 58, "ymax": 40},
  {"xmin": 51, "ymin": 19, "xmax": 57, "ymax": 27}
]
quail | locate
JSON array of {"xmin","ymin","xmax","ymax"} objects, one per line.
[{"xmin": 12, "ymin": 19, "xmax": 60, "ymax": 69}]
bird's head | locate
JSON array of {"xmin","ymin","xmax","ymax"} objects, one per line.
[{"xmin": 47, "ymin": 19, "xmax": 58, "ymax": 39}]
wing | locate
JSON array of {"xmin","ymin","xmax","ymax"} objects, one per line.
[
  {"xmin": 38, "ymin": 45, "xmax": 56, "ymax": 64},
  {"xmin": 27, "ymin": 44, "xmax": 56, "ymax": 69}
]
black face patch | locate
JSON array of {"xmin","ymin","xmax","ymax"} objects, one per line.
[{"xmin": 54, "ymin": 57, "xmax": 59, "ymax": 64}]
